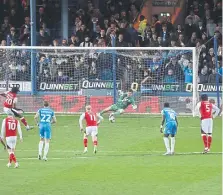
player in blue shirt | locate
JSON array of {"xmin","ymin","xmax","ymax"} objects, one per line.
[
  {"xmin": 34, "ymin": 101, "xmax": 56, "ymax": 161},
  {"xmin": 160, "ymin": 102, "xmax": 178, "ymax": 155}
]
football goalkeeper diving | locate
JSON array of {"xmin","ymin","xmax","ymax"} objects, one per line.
[{"xmin": 100, "ymin": 89, "xmax": 137, "ymax": 121}]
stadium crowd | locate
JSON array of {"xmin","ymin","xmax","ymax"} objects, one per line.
[{"xmin": 0, "ymin": 0, "xmax": 222, "ymax": 87}]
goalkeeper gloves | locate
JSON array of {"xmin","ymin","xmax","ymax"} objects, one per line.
[{"xmin": 132, "ymin": 105, "xmax": 137, "ymax": 110}]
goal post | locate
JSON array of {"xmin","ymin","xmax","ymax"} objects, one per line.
[{"xmin": 0, "ymin": 46, "xmax": 204, "ymax": 115}]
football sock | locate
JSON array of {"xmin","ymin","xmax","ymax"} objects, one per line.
[
  {"xmin": 11, "ymin": 153, "xmax": 17, "ymax": 163},
  {"xmin": 9, "ymin": 153, "xmax": 13, "ymax": 163},
  {"xmin": 93, "ymin": 140, "xmax": 98, "ymax": 149},
  {"xmin": 84, "ymin": 138, "xmax": 88, "ymax": 147},
  {"xmin": 20, "ymin": 117, "xmax": 28, "ymax": 127},
  {"xmin": 163, "ymin": 137, "xmax": 170, "ymax": 153},
  {"xmin": 207, "ymin": 135, "xmax": 212, "ymax": 149},
  {"xmin": 170, "ymin": 137, "xmax": 175, "ymax": 153},
  {"xmin": 39, "ymin": 141, "xmax": 44, "ymax": 155},
  {"xmin": 43, "ymin": 143, "xmax": 49, "ymax": 158},
  {"xmin": 202, "ymin": 134, "xmax": 208, "ymax": 149}
]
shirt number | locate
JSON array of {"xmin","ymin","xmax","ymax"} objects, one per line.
[
  {"xmin": 90, "ymin": 115, "xmax": 96, "ymax": 121},
  {"xmin": 6, "ymin": 98, "xmax": 13, "ymax": 105},
  {"xmin": 205, "ymin": 104, "xmax": 210, "ymax": 112},
  {"xmin": 170, "ymin": 113, "xmax": 175, "ymax": 120},
  {"xmin": 7, "ymin": 122, "xmax": 16, "ymax": 130},
  {"xmin": 40, "ymin": 114, "xmax": 51, "ymax": 122}
]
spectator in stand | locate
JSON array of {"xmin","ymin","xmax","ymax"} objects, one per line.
[
  {"xmin": 17, "ymin": 64, "xmax": 30, "ymax": 81},
  {"xmin": 8, "ymin": 27, "xmax": 19, "ymax": 45},
  {"xmin": 164, "ymin": 69, "xmax": 177, "ymax": 83},
  {"xmin": 197, "ymin": 21, "xmax": 205, "ymax": 39},
  {"xmin": 152, "ymin": 14, "xmax": 162, "ymax": 36},
  {"xmin": 9, "ymin": 8, "xmax": 22, "ymax": 29},
  {"xmin": 61, "ymin": 39, "xmax": 68, "ymax": 46},
  {"xmin": 69, "ymin": 35, "xmax": 80, "ymax": 46},
  {"xmin": 20, "ymin": 17, "xmax": 30, "ymax": 35},
  {"xmin": 55, "ymin": 69, "xmax": 69, "ymax": 83},
  {"xmin": 208, "ymin": 68, "xmax": 222, "ymax": 83},
  {"xmin": 164, "ymin": 57, "xmax": 184, "ymax": 82},
  {"xmin": 161, "ymin": 16, "xmax": 173, "ymax": 33},
  {"xmin": 80, "ymin": 36, "xmax": 93, "ymax": 47},
  {"xmin": 198, "ymin": 66, "xmax": 209, "ymax": 83},
  {"xmin": 76, "ymin": 24, "xmax": 89, "ymax": 43},
  {"xmin": 138, "ymin": 15, "xmax": 147, "ymax": 38},
  {"xmin": 185, "ymin": 10, "xmax": 200, "ymax": 25},
  {"xmin": 150, "ymin": 33, "xmax": 158, "ymax": 47},
  {"xmin": 177, "ymin": 33, "xmax": 186, "ymax": 47},
  {"xmin": 175, "ymin": 24, "xmax": 184, "ymax": 38},
  {"xmin": 160, "ymin": 24, "xmax": 170, "ymax": 46},
  {"xmin": 37, "ymin": 28, "xmax": 51, "ymax": 46},
  {"xmin": 116, "ymin": 34, "xmax": 128, "ymax": 47},
  {"xmin": 1, "ymin": 17, "xmax": 10, "ymax": 38},
  {"xmin": 184, "ymin": 16, "xmax": 197, "ymax": 40},
  {"xmin": 184, "ymin": 61, "xmax": 193, "ymax": 83},
  {"xmin": 40, "ymin": 67, "xmax": 51, "ymax": 82},
  {"xmin": 20, "ymin": 27, "xmax": 30, "ymax": 45},
  {"xmin": 41, "ymin": 22, "xmax": 50, "ymax": 36}
]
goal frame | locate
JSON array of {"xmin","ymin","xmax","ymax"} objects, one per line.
[{"xmin": 0, "ymin": 46, "xmax": 197, "ymax": 115}]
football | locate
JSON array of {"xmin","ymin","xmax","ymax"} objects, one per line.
[{"xmin": 109, "ymin": 116, "xmax": 115, "ymax": 123}]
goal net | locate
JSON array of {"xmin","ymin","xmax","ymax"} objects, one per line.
[{"xmin": 0, "ymin": 46, "xmax": 198, "ymax": 115}]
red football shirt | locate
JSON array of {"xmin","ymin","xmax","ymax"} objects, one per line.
[
  {"xmin": 84, "ymin": 112, "xmax": 97, "ymax": 127},
  {"xmin": 5, "ymin": 117, "xmax": 18, "ymax": 137},
  {"xmin": 4, "ymin": 92, "xmax": 17, "ymax": 108},
  {"xmin": 200, "ymin": 101, "xmax": 213, "ymax": 120}
]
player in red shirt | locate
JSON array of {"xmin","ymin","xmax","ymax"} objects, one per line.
[
  {"xmin": 0, "ymin": 87, "xmax": 33, "ymax": 130},
  {"xmin": 1, "ymin": 114, "xmax": 23, "ymax": 168},
  {"xmin": 79, "ymin": 105, "xmax": 103, "ymax": 154},
  {"xmin": 195, "ymin": 94, "xmax": 220, "ymax": 153}
]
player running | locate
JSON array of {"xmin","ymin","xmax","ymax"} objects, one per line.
[
  {"xmin": 34, "ymin": 101, "xmax": 56, "ymax": 161},
  {"xmin": 1, "ymin": 113, "xmax": 23, "ymax": 168},
  {"xmin": 195, "ymin": 94, "xmax": 220, "ymax": 153},
  {"xmin": 160, "ymin": 103, "xmax": 178, "ymax": 155},
  {"xmin": 0, "ymin": 87, "xmax": 33, "ymax": 130},
  {"xmin": 79, "ymin": 105, "xmax": 103, "ymax": 154},
  {"xmin": 100, "ymin": 89, "xmax": 137, "ymax": 121}
]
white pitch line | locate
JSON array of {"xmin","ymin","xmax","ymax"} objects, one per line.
[
  {"xmin": 0, "ymin": 152, "xmax": 221, "ymax": 162},
  {"xmin": 0, "ymin": 156, "xmax": 89, "ymax": 161}
]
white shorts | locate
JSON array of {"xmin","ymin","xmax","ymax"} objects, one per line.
[
  {"xmin": 6, "ymin": 136, "xmax": 17, "ymax": 149},
  {"xmin": 3, "ymin": 107, "xmax": 14, "ymax": 115},
  {"xmin": 3, "ymin": 107, "xmax": 20, "ymax": 117},
  {"xmin": 86, "ymin": 126, "xmax": 98, "ymax": 137},
  {"xmin": 201, "ymin": 118, "xmax": 213, "ymax": 134}
]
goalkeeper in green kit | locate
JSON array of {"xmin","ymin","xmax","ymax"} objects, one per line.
[{"xmin": 100, "ymin": 89, "xmax": 137, "ymax": 122}]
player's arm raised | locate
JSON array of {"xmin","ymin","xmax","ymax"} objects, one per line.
[
  {"xmin": 212, "ymin": 104, "xmax": 220, "ymax": 118},
  {"xmin": 17, "ymin": 121, "xmax": 23, "ymax": 142},
  {"xmin": 79, "ymin": 113, "xmax": 85, "ymax": 132}
]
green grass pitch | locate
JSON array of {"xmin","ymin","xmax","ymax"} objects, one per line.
[{"xmin": 0, "ymin": 115, "xmax": 222, "ymax": 195}]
